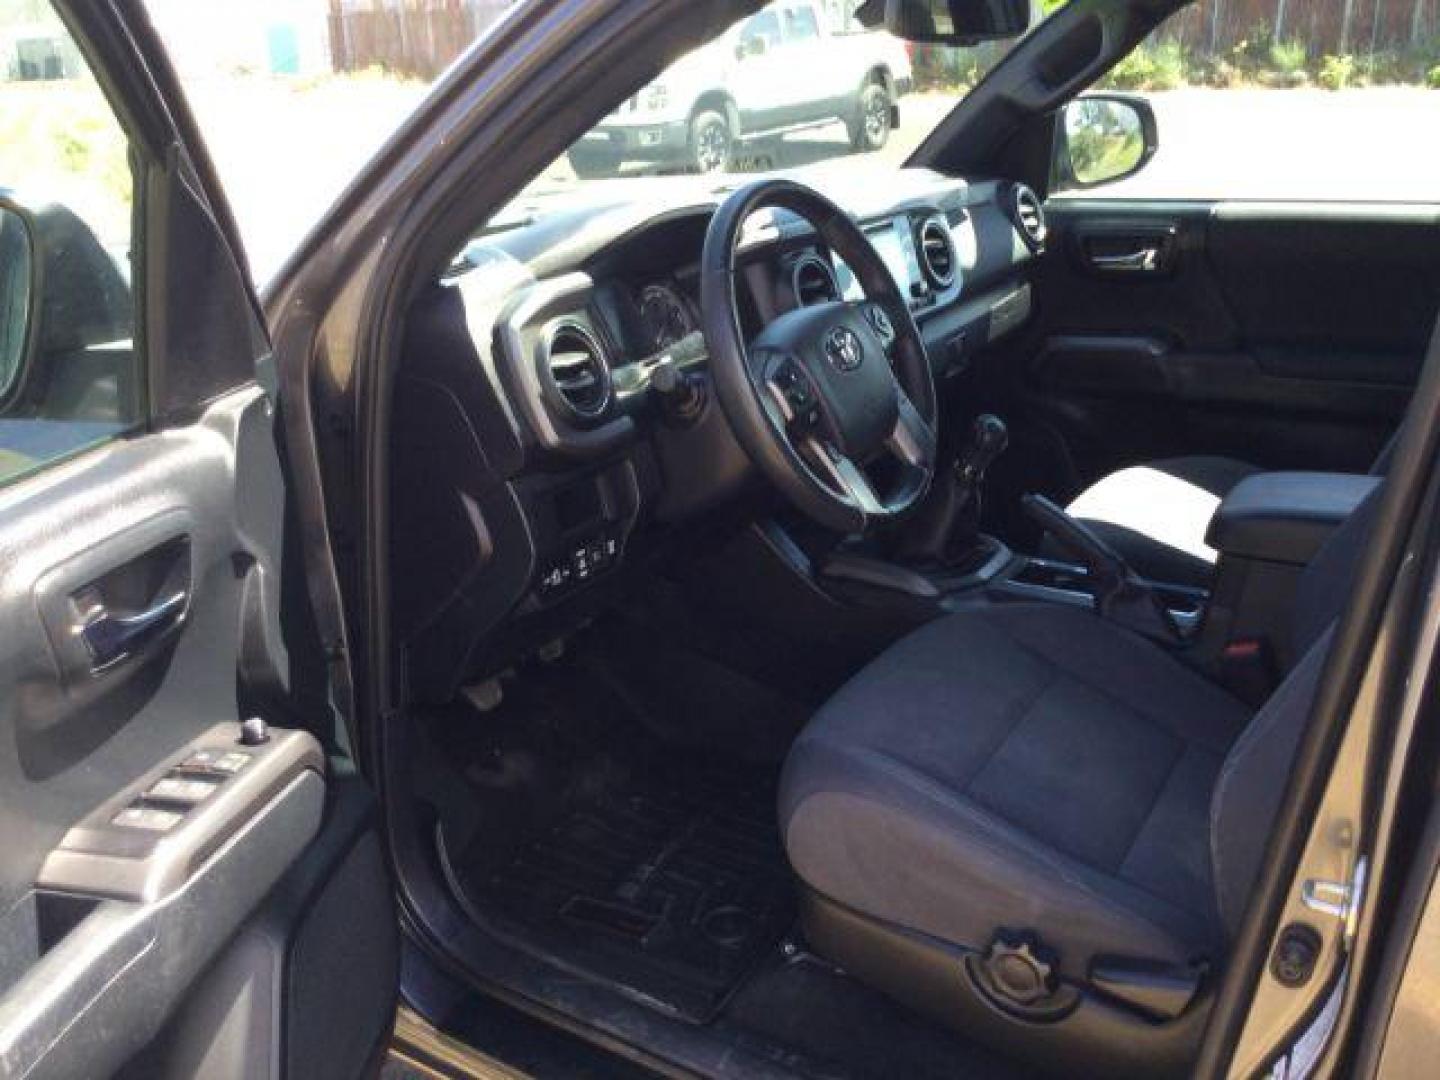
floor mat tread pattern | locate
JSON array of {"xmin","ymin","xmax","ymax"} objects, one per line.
[{"xmin": 454, "ymin": 759, "xmax": 794, "ymax": 1023}]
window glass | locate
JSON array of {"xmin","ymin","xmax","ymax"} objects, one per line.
[
  {"xmin": 0, "ymin": 0, "xmax": 140, "ymax": 487},
  {"xmin": 785, "ymin": 7, "xmax": 822, "ymax": 43},
  {"xmin": 144, "ymin": 1, "xmax": 1048, "ymax": 280},
  {"xmin": 742, "ymin": 10, "xmax": 784, "ymax": 52},
  {"xmin": 502, "ymin": 1, "xmax": 1053, "ymax": 228},
  {"xmin": 1054, "ymin": 0, "xmax": 1440, "ymax": 201}
]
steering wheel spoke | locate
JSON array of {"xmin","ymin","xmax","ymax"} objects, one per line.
[
  {"xmin": 857, "ymin": 301, "xmax": 899, "ymax": 354},
  {"xmin": 886, "ymin": 384, "xmax": 937, "ymax": 472},
  {"xmin": 803, "ymin": 437, "xmax": 886, "ymax": 517}
]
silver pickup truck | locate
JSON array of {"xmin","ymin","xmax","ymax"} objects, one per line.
[{"xmin": 570, "ymin": 0, "xmax": 913, "ymax": 176}]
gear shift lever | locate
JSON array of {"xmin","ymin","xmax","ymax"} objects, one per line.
[
  {"xmin": 895, "ymin": 414, "xmax": 1008, "ymax": 569},
  {"xmin": 954, "ymin": 414, "xmax": 1009, "ymax": 519},
  {"xmin": 1021, "ymin": 494, "xmax": 1183, "ymax": 645}
]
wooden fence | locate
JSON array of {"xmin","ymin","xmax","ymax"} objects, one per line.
[
  {"xmin": 327, "ymin": 0, "xmax": 513, "ymax": 78},
  {"xmin": 326, "ymin": 0, "xmax": 1435, "ymax": 80},
  {"xmin": 1159, "ymin": 0, "xmax": 1435, "ymax": 57}
]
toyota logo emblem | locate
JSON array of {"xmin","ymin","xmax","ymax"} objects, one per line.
[{"xmin": 824, "ymin": 327, "xmax": 864, "ymax": 373}]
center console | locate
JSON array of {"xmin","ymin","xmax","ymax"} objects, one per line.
[
  {"xmin": 821, "ymin": 411, "xmax": 1208, "ymax": 646},
  {"xmin": 995, "ymin": 554, "xmax": 1208, "ymax": 636},
  {"xmin": 1200, "ymin": 470, "xmax": 1379, "ymax": 673},
  {"xmin": 822, "ymin": 528, "xmax": 1208, "ymax": 639},
  {"xmin": 815, "ymin": 432, "xmax": 1375, "ymax": 686}
]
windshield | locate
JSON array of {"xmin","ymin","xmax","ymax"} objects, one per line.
[
  {"xmin": 143, "ymin": 1, "xmax": 1035, "ymax": 283},
  {"xmin": 509, "ymin": 2, "xmax": 1030, "ymax": 219}
]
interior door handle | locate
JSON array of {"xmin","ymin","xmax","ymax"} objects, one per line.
[
  {"xmin": 79, "ymin": 589, "xmax": 188, "ymax": 671},
  {"xmin": 1089, "ymin": 248, "xmax": 1160, "ymax": 272}
]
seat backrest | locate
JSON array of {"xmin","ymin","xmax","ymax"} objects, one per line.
[
  {"xmin": 1208, "ymin": 481, "xmax": 1382, "ymax": 934},
  {"xmin": 1369, "ymin": 426, "xmax": 1400, "ymax": 478}
]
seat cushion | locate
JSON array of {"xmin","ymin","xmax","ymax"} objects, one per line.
[
  {"xmin": 779, "ymin": 603, "xmax": 1251, "ymax": 980},
  {"xmin": 1060, "ymin": 456, "xmax": 1262, "ymax": 587}
]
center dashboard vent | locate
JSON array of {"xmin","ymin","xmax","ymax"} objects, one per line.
[
  {"xmin": 1012, "ymin": 184, "xmax": 1048, "ymax": 251},
  {"xmin": 917, "ymin": 218, "xmax": 958, "ymax": 290},
  {"xmin": 544, "ymin": 322, "xmax": 613, "ymax": 421},
  {"xmin": 792, "ymin": 255, "xmax": 840, "ymax": 307}
]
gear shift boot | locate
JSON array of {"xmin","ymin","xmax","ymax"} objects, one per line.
[{"xmin": 895, "ymin": 414, "xmax": 1008, "ymax": 570}]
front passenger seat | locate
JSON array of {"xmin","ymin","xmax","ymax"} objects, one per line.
[
  {"xmin": 779, "ymin": 470, "xmax": 1381, "ymax": 1077},
  {"xmin": 1061, "ymin": 455, "xmax": 1259, "ymax": 587},
  {"xmin": 1061, "ymin": 438, "xmax": 1394, "ymax": 588}
]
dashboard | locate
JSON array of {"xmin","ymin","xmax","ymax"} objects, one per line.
[
  {"xmin": 392, "ymin": 169, "xmax": 1045, "ymax": 701},
  {"xmin": 636, "ymin": 282, "xmax": 699, "ymax": 352}
]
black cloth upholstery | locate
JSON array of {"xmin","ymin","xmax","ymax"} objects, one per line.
[
  {"xmin": 783, "ymin": 481, "xmax": 1385, "ymax": 984},
  {"xmin": 1057, "ymin": 456, "xmax": 1262, "ymax": 587},
  {"xmin": 1208, "ymin": 485, "xmax": 1382, "ymax": 929},
  {"xmin": 1208, "ymin": 630, "xmax": 1330, "ymax": 933},
  {"xmin": 780, "ymin": 603, "xmax": 1251, "ymax": 979}
]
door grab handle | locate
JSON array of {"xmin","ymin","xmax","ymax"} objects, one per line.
[
  {"xmin": 1090, "ymin": 248, "xmax": 1160, "ymax": 272},
  {"xmin": 79, "ymin": 590, "xmax": 188, "ymax": 670}
]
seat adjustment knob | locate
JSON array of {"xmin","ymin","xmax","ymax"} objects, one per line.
[{"xmin": 984, "ymin": 933, "xmax": 1056, "ymax": 1006}]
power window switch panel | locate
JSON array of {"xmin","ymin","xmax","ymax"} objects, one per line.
[
  {"xmin": 146, "ymin": 776, "xmax": 221, "ymax": 806},
  {"xmin": 178, "ymin": 748, "xmax": 252, "ymax": 776},
  {"xmin": 112, "ymin": 804, "xmax": 184, "ymax": 832},
  {"xmin": 213, "ymin": 751, "xmax": 252, "ymax": 773}
]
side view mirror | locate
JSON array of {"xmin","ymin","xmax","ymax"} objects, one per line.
[
  {"xmin": 1053, "ymin": 94, "xmax": 1158, "ymax": 191},
  {"xmin": 856, "ymin": 0, "xmax": 1032, "ymax": 45},
  {"xmin": 0, "ymin": 197, "xmax": 41, "ymax": 414}
]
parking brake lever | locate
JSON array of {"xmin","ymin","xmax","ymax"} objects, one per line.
[{"xmin": 1021, "ymin": 494, "xmax": 1183, "ymax": 646}]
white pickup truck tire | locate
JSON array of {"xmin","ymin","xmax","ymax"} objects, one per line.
[
  {"xmin": 689, "ymin": 109, "xmax": 736, "ymax": 174},
  {"xmin": 847, "ymin": 79, "xmax": 893, "ymax": 152},
  {"xmin": 568, "ymin": 142, "xmax": 623, "ymax": 178}
]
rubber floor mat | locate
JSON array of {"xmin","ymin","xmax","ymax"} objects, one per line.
[{"xmin": 450, "ymin": 761, "xmax": 794, "ymax": 1023}]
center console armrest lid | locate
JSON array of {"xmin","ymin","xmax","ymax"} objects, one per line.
[{"xmin": 1207, "ymin": 471, "xmax": 1380, "ymax": 566}]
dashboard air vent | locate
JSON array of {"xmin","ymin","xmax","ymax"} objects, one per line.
[
  {"xmin": 917, "ymin": 218, "xmax": 957, "ymax": 290},
  {"xmin": 792, "ymin": 255, "xmax": 840, "ymax": 307},
  {"xmin": 545, "ymin": 323, "xmax": 612, "ymax": 421},
  {"xmin": 1012, "ymin": 184, "xmax": 1048, "ymax": 250}
]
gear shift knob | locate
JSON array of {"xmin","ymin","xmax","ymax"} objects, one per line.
[
  {"xmin": 958, "ymin": 414, "xmax": 1008, "ymax": 482},
  {"xmin": 891, "ymin": 414, "xmax": 1007, "ymax": 570}
]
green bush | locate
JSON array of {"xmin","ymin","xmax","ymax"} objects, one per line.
[
  {"xmin": 1101, "ymin": 26, "xmax": 1440, "ymax": 91},
  {"xmin": 910, "ymin": 45, "xmax": 985, "ymax": 91},
  {"xmin": 1318, "ymin": 53, "xmax": 1356, "ymax": 90},
  {"xmin": 1228, "ymin": 23, "xmax": 1274, "ymax": 73},
  {"xmin": 1105, "ymin": 48, "xmax": 1155, "ymax": 90},
  {"xmin": 1105, "ymin": 39, "xmax": 1190, "ymax": 91},
  {"xmin": 1268, "ymin": 38, "xmax": 1307, "ymax": 75},
  {"xmin": 1358, "ymin": 50, "xmax": 1426, "ymax": 85}
]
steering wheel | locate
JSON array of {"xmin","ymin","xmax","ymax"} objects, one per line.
[{"xmin": 701, "ymin": 178, "xmax": 938, "ymax": 533}]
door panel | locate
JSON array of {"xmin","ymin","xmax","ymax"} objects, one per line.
[
  {"xmin": 0, "ymin": 391, "xmax": 325, "ymax": 1080},
  {"xmin": 1013, "ymin": 200, "xmax": 1440, "ymax": 494},
  {"xmin": 0, "ymin": 3, "xmax": 396, "ymax": 1077},
  {"xmin": 113, "ymin": 777, "xmax": 398, "ymax": 1080}
]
